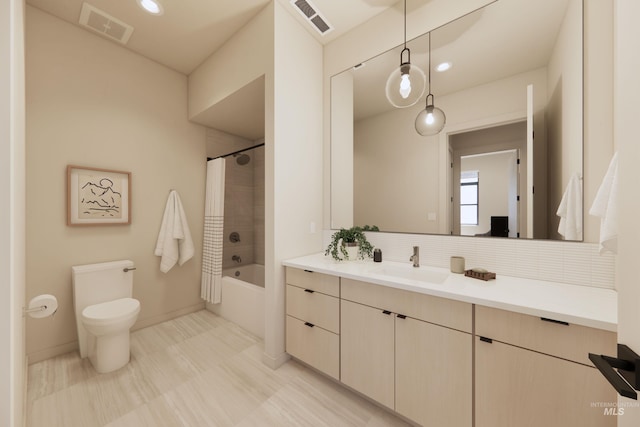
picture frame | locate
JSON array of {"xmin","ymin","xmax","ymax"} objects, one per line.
[{"xmin": 67, "ymin": 165, "xmax": 131, "ymax": 226}]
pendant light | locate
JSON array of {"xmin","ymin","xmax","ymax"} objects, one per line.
[
  {"xmin": 415, "ymin": 32, "xmax": 446, "ymax": 136},
  {"xmin": 385, "ymin": 0, "xmax": 425, "ymax": 108}
]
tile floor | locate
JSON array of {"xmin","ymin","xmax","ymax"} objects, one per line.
[{"xmin": 27, "ymin": 310, "xmax": 411, "ymax": 427}]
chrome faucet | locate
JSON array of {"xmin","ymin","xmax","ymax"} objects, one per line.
[
  {"xmin": 232, "ymin": 255, "xmax": 242, "ymax": 263},
  {"xmin": 410, "ymin": 246, "xmax": 419, "ymax": 267}
]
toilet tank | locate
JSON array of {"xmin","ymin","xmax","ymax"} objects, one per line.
[{"xmin": 72, "ymin": 260, "xmax": 135, "ymax": 312}]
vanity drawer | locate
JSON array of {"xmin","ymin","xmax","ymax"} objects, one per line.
[
  {"xmin": 341, "ymin": 278, "xmax": 472, "ymax": 333},
  {"xmin": 475, "ymin": 305, "xmax": 616, "ymax": 365},
  {"xmin": 286, "ymin": 284, "xmax": 339, "ymax": 333},
  {"xmin": 286, "ymin": 267, "xmax": 340, "ymax": 297},
  {"xmin": 286, "ymin": 315, "xmax": 339, "ymax": 379}
]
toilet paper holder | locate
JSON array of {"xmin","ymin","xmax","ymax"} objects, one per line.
[
  {"xmin": 22, "ymin": 294, "xmax": 59, "ymax": 318},
  {"xmin": 23, "ymin": 305, "xmax": 50, "ymax": 315}
]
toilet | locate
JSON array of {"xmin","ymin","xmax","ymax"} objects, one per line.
[{"xmin": 72, "ymin": 260, "xmax": 140, "ymax": 373}]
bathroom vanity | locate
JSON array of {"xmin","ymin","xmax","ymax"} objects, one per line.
[{"xmin": 283, "ymin": 254, "xmax": 617, "ymax": 427}]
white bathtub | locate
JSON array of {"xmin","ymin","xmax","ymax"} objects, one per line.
[{"xmin": 207, "ymin": 264, "xmax": 265, "ymax": 339}]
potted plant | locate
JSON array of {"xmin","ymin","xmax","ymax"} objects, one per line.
[{"xmin": 325, "ymin": 225, "xmax": 379, "ymax": 261}]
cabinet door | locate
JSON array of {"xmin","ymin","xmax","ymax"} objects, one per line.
[
  {"xmin": 286, "ymin": 316, "xmax": 339, "ymax": 379},
  {"xmin": 476, "ymin": 337, "xmax": 616, "ymax": 427},
  {"xmin": 340, "ymin": 299, "xmax": 395, "ymax": 408},
  {"xmin": 395, "ymin": 316, "xmax": 472, "ymax": 427}
]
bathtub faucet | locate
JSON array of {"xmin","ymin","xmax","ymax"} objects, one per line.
[{"xmin": 232, "ymin": 255, "xmax": 242, "ymax": 263}]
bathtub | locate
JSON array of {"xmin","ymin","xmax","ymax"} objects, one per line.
[{"xmin": 207, "ymin": 264, "xmax": 265, "ymax": 339}]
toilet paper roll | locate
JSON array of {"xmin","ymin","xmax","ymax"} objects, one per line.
[{"xmin": 27, "ymin": 294, "xmax": 58, "ymax": 318}]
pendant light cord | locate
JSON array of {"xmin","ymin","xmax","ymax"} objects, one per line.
[
  {"xmin": 427, "ymin": 31, "xmax": 432, "ymax": 94},
  {"xmin": 399, "ymin": 0, "xmax": 410, "ymax": 65},
  {"xmin": 403, "ymin": 0, "xmax": 407, "ymax": 49}
]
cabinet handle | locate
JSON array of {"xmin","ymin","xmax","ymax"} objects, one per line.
[
  {"xmin": 303, "ymin": 269, "xmax": 314, "ymax": 273},
  {"xmin": 540, "ymin": 317, "xmax": 569, "ymax": 326},
  {"xmin": 396, "ymin": 314, "xmax": 406, "ymax": 319},
  {"xmin": 479, "ymin": 336, "xmax": 493, "ymax": 344},
  {"xmin": 382, "ymin": 310, "xmax": 391, "ymax": 315},
  {"xmin": 304, "ymin": 289, "xmax": 315, "ymax": 294},
  {"xmin": 304, "ymin": 322, "xmax": 315, "ymax": 328}
]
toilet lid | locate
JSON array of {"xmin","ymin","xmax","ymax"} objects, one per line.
[{"xmin": 82, "ymin": 297, "xmax": 140, "ymax": 321}]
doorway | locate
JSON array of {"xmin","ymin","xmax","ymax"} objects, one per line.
[{"xmin": 449, "ymin": 121, "xmax": 527, "ymax": 237}]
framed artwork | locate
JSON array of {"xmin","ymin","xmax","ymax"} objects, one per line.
[{"xmin": 67, "ymin": 165, "xmax": 131, "ymax": 226}]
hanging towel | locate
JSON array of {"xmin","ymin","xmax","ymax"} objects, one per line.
[
  {"xmin": 556, "ymin": 172, "xmax": 583, "ymax": 241},
  {"xmin": 201, "ymin": 158, "xmax": 225, "ymax": 304},
  {"xmin": 590, "ymin": 152, "xmax": 619, "ymax": 254},
  {"xmin": 154, "ymin": 190, "xmax": 195, "ymax": 273}
]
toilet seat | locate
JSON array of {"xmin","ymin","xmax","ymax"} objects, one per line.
[{"xmin": 82, "ymin": 297, "xmax": 140, "ymax": 325}]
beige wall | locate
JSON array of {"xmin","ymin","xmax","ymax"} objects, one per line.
[
  {"xmin": 25, "ymin": 6, "xmax": 207, "ymax": 362},
  {"xmin": 1, "ymin": 0, "xmax": 26, "ymax": 424},
  {"xmin": 546, "ymin": 0, "xmax": 584, "ymax": 240},
  {"xmin": 583, "ymin": 0, "xmax": 614, "ymax": 244},
  {"xmin": 205, "ymin": 127, "xmax": 256, "ymax": 159},
  {"xmin": 330, "ymin": 71, "xmax": 354, "ymax": 229},
  {"xmin": 188, "ymin": 3, "xmax": 273, "ymax": 121}
]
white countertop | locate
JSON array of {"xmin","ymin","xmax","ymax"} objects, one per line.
[{"xmin": 283, "ymin": 253, "xmax": 618, "ymax": 332}]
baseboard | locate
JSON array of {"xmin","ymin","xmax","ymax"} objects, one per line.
[
  {"xmin": 27, "ymin": 303, "xmax": 206, "ymax": 364},
  {"xmin": 131, "ymin": 302, "xmax": 205, "ymax": 331},
  {"xmin": 27, "ymin": 341, "xmax": 78, "ymax": 364},
  {"xmin": 262, "ymin": 350, "xmax": 290, "ymax": 370}
]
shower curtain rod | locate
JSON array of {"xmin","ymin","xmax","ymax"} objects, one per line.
[{"xmin": 207, "ymin": 142, "xmax": 265, "ymax": 161}]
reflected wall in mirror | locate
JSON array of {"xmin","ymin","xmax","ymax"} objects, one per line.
[{"xmin": 330, "ymin": 0, "xmax": 583, "ymax": 241}]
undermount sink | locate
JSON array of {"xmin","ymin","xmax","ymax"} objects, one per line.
[{"xmin": 371, "ymin": 265, "xmax": 449, "ymax": 285}]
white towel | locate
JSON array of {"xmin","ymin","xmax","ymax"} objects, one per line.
[
  {"xmin": 590, "ymin": 152, "xmax": 619, "ymax": 254},
  {"xmin": 556, "ymin": 172, "xmax": 583, "ymax": 241},
  {"xmin": 154, "ymin": 190, "xmax": 195, "ymax": 273}
]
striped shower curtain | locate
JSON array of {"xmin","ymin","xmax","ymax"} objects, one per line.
[{"xmin": 201, "ymin": 158, "xmax": 225, "ymax": 304}]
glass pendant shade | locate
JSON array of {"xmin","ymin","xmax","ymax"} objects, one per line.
[
  {"xmin": 415, "ymin": 95, "xmax": 446, "ymax": 136},
  {"xmin": 385, "ymin": 60, "xmax": 426, "ymax": 108}
]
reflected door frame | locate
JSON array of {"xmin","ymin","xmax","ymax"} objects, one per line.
[{"xmin": 438, "ymin": 112, "xmax": 529, "ymax": 237}]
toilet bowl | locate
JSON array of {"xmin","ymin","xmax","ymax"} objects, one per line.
[
  {"xmin": 72, "ymin": 260, "xmax": 140, "ymax": 374},
  {"xmin": 82, "ymin": 298, "xmax": 140, "ymax": 373}
]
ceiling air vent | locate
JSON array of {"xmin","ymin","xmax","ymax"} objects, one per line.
[
  {"xmin": 291, "ymin": 0, "xmax": 333, "ymax": 35},
  {"xmin": 79, "ymin": 3, "xmax": 134, "ymax": 44}
]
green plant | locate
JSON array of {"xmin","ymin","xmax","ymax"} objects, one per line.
[{"xmin": 325, "ymin": 225, "xmax": 379, "ymax": 261}]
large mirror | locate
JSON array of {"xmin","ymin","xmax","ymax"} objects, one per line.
[{"xmin": 330, "ymin": 0, "xmax": 583, "ymax": 240}]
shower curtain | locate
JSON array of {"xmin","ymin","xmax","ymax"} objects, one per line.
[{"xmin": 201, "ymin": 158, "xmax": 225, "ymax": 304}]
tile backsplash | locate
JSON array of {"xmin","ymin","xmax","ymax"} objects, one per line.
[{"xmin": 323, "ymin": 231, "xmax": 615, "ymax": 290}]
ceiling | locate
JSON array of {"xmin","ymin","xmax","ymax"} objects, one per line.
[
  {"xmin": 26, "ymin": 0, "xmax": 399, "ymax": 75},
  {"xmin": 351, "ymin": 0, "xmax": 571, "ymax": 120},
  {"xmin": 26, "ymin": 0, "xmax": 400, "ymax": 140}
]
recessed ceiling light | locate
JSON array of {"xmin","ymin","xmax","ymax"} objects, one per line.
[
  {"xmin": 137, "ymin": 0, "xmax": 164, "ymax": 16},
  {"xmin": 436, "ymin": 62, "xmax": 452, "ymax": 72}
]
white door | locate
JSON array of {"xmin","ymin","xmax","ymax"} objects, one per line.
[
  {"xmin": 507, "ymin": 150, "xmax": 519, "ymax": 238},
  {"xmin": 526, "ymin": 84, "xmax": 534, "ymax": 238}
]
